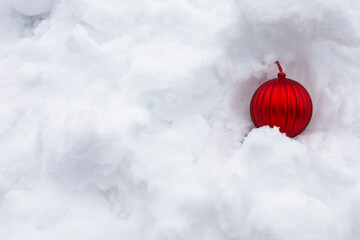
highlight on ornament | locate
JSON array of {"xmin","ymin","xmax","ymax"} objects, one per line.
[{"xmin": 250, "ymin": 61, "xmax": 313, "ymax": 137}]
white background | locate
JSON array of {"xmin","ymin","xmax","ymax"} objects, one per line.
[{"xmin": 1, "ymin": 0, "xmax": 360, "ymax": 239}]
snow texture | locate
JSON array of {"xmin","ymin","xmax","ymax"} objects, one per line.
[{"xmin": 1, "ymin": 0, "xmax": 360, "ymax": 239}]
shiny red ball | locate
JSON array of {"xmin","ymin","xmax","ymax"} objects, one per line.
[{"xmin": 250, "ymin": 63, "xmax": 313, "ymax": 137}]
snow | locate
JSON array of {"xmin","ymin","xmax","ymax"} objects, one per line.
[
  {"xmin": 12, "ymin": 0, "xmax": 56, "ymax": 16},
  {"xmin": 1, "ymin": 0, "xmax": 360, "ymax": 239}
]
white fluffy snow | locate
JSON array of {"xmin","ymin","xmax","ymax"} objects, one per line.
[{"xmin": 1, "ymin": 0, "xmax": 360, "ymax": 239}]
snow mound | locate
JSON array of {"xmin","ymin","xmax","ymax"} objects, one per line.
[{"xmin": 12, "ymin": 0, "xmax": 57, "ymax": 16}]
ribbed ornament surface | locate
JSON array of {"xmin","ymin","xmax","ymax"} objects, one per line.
[{"xmin": 250, "ymin": 77, "xmax": 313, "ymax": 138}]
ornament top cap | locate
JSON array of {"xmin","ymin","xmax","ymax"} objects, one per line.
[{"xmin": 275, "ymin": 61, "xmax": 286, "ymax": 79}]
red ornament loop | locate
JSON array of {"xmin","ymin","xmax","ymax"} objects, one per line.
[
  {"xmin": 275, "ymin": 61, "xmax": 283, "ymax": 72},
  {"xmin": 275, "ymin": 61, "xmax": 286, "ymax": 78}
]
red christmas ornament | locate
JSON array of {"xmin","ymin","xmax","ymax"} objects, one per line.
[{"xmin": 250, "ymin": 61, "xmax": 313, "ymax": 137}]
